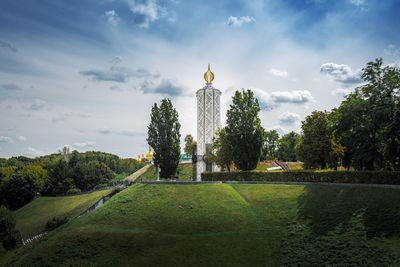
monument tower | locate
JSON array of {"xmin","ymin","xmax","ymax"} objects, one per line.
[{"xmin": 196, "ymin": 64, "xmax": 221, "ymax": 180}]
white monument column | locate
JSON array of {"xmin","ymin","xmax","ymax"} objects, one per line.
[{"xmin": 196, "ymin": 65, "xmax": 221, "ymax": 181}]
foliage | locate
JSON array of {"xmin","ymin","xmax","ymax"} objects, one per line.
[
  {"xmin": 206, "ymin": 128, "xmax": 233, "ymax": 171},
  {"xmin": 261, "ymin": 130, "xmax": 279, "ymax": 160},
  {"xmin": 0, "ymin": 166, "xmax": 17, "ymax": 184},
  {"xmin": 297, "ymin": 111, "xmax": 344, "ymax": 169},
  {"xmin": 20, "ymin": 165, "xmax": 47, "ymax": 192},
  {"xmin": 0, "ymin": 206, "xmax": 22, "ymax": 251},
  {"xmin": 44, "ymin": 216, "xmax": 68, "ymax": 232},
  {"xmin": 0, "ymin": 173, "xmax": 39, "ymax": 210},
  {"xmin": 67, "ymin": 188, "xmax": 82, "ymax": 194},
  {"xmin": 183, "ymin": 134, "xmax": 196, "ymax": 158},
  {"xmin": 147, "ymin": 98, "xmax": 181, "ymax": 178},
  {"xmin": 226, "ymin": 89, "xmax": 265, "ymax": 170},
  {"xmin": 332, "ymin": 58, "xmax": 400, "ymax": 170},
  {"xmin": 201, "ymin": 170, "xmax": 400, "ymax": 184},
  {"xmin": 276, "ymin": 131, "xmax": 301, "ymax": 162},
  {"xmin": 42, "ymin": 159, "xmax": 74, "ymax": 196}
]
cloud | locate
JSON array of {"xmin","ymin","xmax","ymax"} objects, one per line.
[
  {"xmin": 1, "ymin": 84, "xmax": 22, "ymax": 91},
  {"xmin": 320, "ymin": 62, "xmax": 363, "ymax": 85},
  {"xmin": 254, "ymin": 89, "xmax": 314, "ymax": 110},
  {"xmin": 227, "ymin": 16, "xmax": 255, "ymax": 27},
  {"xmin": 0, "ymin": 40, "xmax": 17, "ymax": 53},
  {"xmin": 271, "ymin": 90, "xmax": 314, "ymax": 104},
  {"xmin": 52, "ymin": 112, "xmax": 90, "ymax": 123},
  {"xmin": 269, "ymin": 68, "xmax": 288, "ymax": 78},
  {"xmin": 331, "ymin": 88, "xmax": 351, "ymax": 97},
  {"xmin": 73, "ymin": 141, "xmax": 96, "ymax": 148},
  {"xmin": 105, "ymin": 10, "xmax": 119, "ymax": 26},
  {"xmin": 111, "ymin": 56, "xmax": 122, "ymax": 65},
  {"xmin": 125, "ymin": 0, "xmax": 172, "ymax": 28},
  {"xmin": 26, "ymin": 146, "xmax": 45, "ymax": 157},
  {"xmin": 139, "ymin": 79, "xmax": 183, "ymax": 96},
  {"xmin": 279, "ymin": 112, "xmax": 301, "ymax": 125},
  {"xmin": 27, "ymin": 99, "xmax": 46, "ymax": 111},
  {"xmin": 80, "ymin": 66, "xmax": 151, "ymax": 83},
  {"xmin": 0, "ymin": 136, "xmax": 13, "ymax": 143},
  {"xmin": 269, "ymin": 126, "xmax": 286, "ymax": 136},
  {"xmin": 109, "ymin": 85, "xmax": 123, "ymax": 91},
  {"xmin": 348, "ymin": 0, "xmax": 365, "ymax": 6},
  {"xmin": 18, "ymin": 136, "xmax": 26, "ymax": 142},
  {"xmin": 98, "ymin": 128, "xmax": 144, "ymax": 136}
]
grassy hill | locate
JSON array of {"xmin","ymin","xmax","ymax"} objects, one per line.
[
  {"xmin": 2, "ymin": 184, "xmax": 400, "ymax": 266},
  {"xmin": 15, "ymin": 189, "xmax": 113, "ymax": 239}
]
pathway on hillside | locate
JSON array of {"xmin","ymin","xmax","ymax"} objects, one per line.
[{"xmin": 124, "ymin": 164, "xmax": 152, "ymax": 182}]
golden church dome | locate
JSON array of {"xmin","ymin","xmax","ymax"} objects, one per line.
[{"xmin": 146, "ymin": 146, "xmax": 154, "ymax": 159}]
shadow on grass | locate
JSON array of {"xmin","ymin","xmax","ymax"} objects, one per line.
[{"xmin": 297, "ymin": 185, "xmax": 400, "ymax": 238}]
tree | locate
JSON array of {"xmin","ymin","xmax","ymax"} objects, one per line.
[
  {"xmin": 332, "ymin": 58, "xmax": 400, "ymax": 170},
  {"xmin": 0, "ymin": 173, "xmax": 38, "ymax": 210},
  {"xmin": 147, "ymin": 99, "xmax": 181, "ymax": 178},
  {"xmin": 226, "ymin": 89, "xmax": 265, "ymax": 170},
  {"xmin": 42, "ymin": 159, "xmax": 74, "ymax": 196},
  {"xmin": 277, "ymin": 131, "xmax": 300, "ymax": 162},
  {"xmin": 0, "ymin": 206, "xmax": 22, "ymax": 251},
  {"xmin": 297, "ymin": 111, "xmax": 344, "ymax": 169},
  {"xmin": 184, "ymin": 134, "xmax": 196, "ymax": 157},
  {"xmin": 206, "ymin": 128, "xmax": 233, "ymax": 171},
  {"xmin": 262, "ymin": 130, "xmax": 280, "ymax": 160}
]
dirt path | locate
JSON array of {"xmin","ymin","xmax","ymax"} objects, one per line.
[{"xmin": 124, "ymin": 164, "xmax": 153, "ymax": 182}]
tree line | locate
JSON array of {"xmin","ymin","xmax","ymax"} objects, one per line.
[{"xmin": 0, "ymin": 150, "xmax": 144, "ymax": 210}]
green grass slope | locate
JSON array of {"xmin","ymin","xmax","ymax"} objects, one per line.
[
  {"xmin": 2, "ymin": 184, "xmax": 400, "ymax": 266},
  {"xmin": 15, "ymin": 189, "xmax": 113, "ymax": 239}
]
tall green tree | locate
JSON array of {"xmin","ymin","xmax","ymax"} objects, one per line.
[
  {"xmin": 262, "ymin": 130, "xmax": 280, "ymax": 160},
  {"xmin": 147, "ymin": 99, "xmax": 181, "ymax": 178},
  {"xmin": 333, "ymin": 58, "xmax": 400, "ymax": 170},
  {"xmin": 297, "ymin": 111, "xmax": 343, "ymax": 169},
  {"xmin": 277, "ymin": 131, "xmax": 301, "ymax": 162},
  {"xmin": 226, "ymin": 89, "xmax": 264, "ymax": 170},
  {"xmin": 206, "ymin": 128, "xmax": 233, "ymax": 171}
]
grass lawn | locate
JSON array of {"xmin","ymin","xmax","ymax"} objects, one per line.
[
  {"xmin": 14, "ymin": 189, "xmax": 113, "ymax": 239},
  {"xmin": 2, "ymin": 184, "xmax": 400, "ymax": 266}
]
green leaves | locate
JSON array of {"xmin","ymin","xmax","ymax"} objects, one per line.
[
  {"xmin": 147, "ymin": 99, "xmax": 181, "ymax": 178},
  {"xmin": 226, "ymin": 89, "xmax": 264, "ymax": 171}
]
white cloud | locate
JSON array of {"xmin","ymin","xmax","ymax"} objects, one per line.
[
  {"xmin": 18, "ymin": 136, "xmax": 26, "ymax": 142},
  {"xmin": 279, "ymin": 112, "xmax": 301, "ymax": 125},
  {"xmin": 126, "ymin": 0, "xmax": 170, "ymax": 28},
  {"xmin": 227, "ymin": 16, "xmax": 255, "ymax": 27},
  {"xmin": 105, "ymin": 10, "xmax": 119, "ymax": 26},
  {"xmin": 26, "ymin": 146, "xmax": 46, "ymax": 157},
  {"xmin": 52, "ymin": 112, "xmax": 90, "ymax": 123},
  {"xmin": 27, "ymin": 99, "xmax": 46, "ymax": 111},
  {"xmin": 80, "ymin": 66, "xmax": 152, "ymax": 83},
  {"xmin": 331, "ymin": 88, "xmax": 351, "ymax": 97},
  {"xmin": 269, "ymin": 68, "xmax": 288, "ymax": 78},
  {"xmin": 271, "ymin": 90, "xmax": 314, "ymax": 104},
  {"xmin": 0, "ymin": 136, "xmax": 13, "ymax": 143},
  {"xmin": 348, "ymin": 0, "xmax": 365, "ymax": 6},
  {"xmin": 73, "ymin": 141, "xmax": 96, "ymax": 148},
  {"xmin": 98, "ymin": 128, "xmax": 145, "ymax": 136},
  {"xmin": 139, "ymin": 79, "xmax": 184, "ymax": 96},
  {"xmin": 254, "ymin": 89, "xmax": 314, "ymax": 110},
  {"xmin": 320, "ymin": 62, "xmax": 363, "ymax": 86}
]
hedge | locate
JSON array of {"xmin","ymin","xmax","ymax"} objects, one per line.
[{"xmin": 201, "ymin": 171, "xmax": 400, "ymax": 185}]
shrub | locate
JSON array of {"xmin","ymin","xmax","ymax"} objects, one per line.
[
  {"xmin": 66, "ymin": 188, "xmax": 81, "ymax": 194},
  {"xmin": 0, "ymin": 206, "xmax": 22, "ymax": 251},
  {"xmin": 44, "ymin": 216, "xmax": 68, "ymax": 232},
  {"xmin": 201, "ymin": 171, "xmax": 400, "ymax": 185},
  {"xmin": 93, "ymin": 184, "xmax": 108, "ymax": 190}
]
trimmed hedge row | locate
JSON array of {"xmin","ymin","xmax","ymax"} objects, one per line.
[{"xmin": 201, "ymin": 171, "xmax": 400, "ymax": 185}]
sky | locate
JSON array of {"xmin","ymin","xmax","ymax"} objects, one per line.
[{"xmin": 1, "ymin": 0, "xmax": 400, "ymax": 159}]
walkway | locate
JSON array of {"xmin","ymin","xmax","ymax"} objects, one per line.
[{"xmin": 124, "ymin": 164, "xmax": 153, "ymax": 182}]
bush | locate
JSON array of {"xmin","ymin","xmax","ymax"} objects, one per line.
[
  {"xmin": 66, "ymin": 188, "xmax": 81, "ymax": 194},
  {"xmin": 0, "ymin": 206, "xmax": 22, "ymax": 251},
  {"xmin": 201, "ymin": 171, "xmax": 400, "ymax": 185},
  {"xmin": 44, "ymin": 216, "xmax": 68, "ymax": 232},
  {"xmin": 0, "ymin": 172, "xmax": 38, "ymax": 210},
  {"xmin": 93, "ymin": 184, "xmax": 108, "ymax": 190}
]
